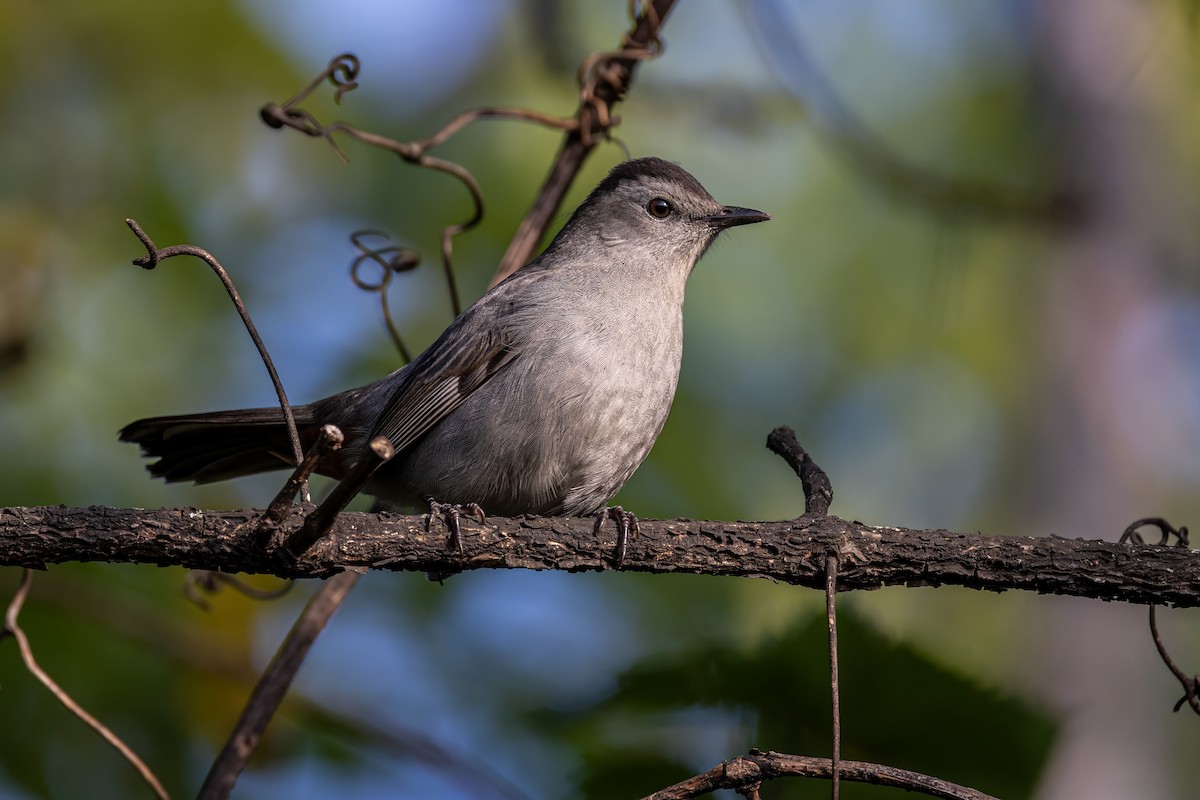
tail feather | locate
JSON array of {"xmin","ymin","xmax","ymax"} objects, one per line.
[{"xmin": 119, "ymin": 406, "xmax": 320, "ymax": 484}]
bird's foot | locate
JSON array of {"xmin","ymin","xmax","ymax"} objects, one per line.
[
  {"xmin": 425, "ymin": 498, "xmax": 486, "ymax": 555},
  {"xmin": 594, "ymin": 506, "xmax": 640, "ymax": 568}
]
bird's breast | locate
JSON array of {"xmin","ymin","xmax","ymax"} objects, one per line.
[{"xmin": 386, "ymin": 289, "xmax": 685, "ymax": 516}]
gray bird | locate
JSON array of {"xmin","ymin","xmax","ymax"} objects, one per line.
[{"xmin": 121, "ymin": 157, "xmax": 769, "ymax": 539}]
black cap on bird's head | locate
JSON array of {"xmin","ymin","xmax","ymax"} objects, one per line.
[
  {"xmin": 552, "ymin": 157, "xmax": 770, "ymax": 266},
  {"xmin": 589, "ymin": 158, "xmax": 769, "ymax": 224}
]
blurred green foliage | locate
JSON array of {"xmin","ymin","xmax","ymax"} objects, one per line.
[{"xmin": 536, "ymin": 611, "xmax": 1053, "ymax": 798}]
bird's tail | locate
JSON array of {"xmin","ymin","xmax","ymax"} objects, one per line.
[{"xmin": 119, "ymin": 406, "xmax": 321, "ymax": 484}]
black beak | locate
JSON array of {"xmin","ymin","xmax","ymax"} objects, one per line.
[{"xmin": 703, "ymin": 206, "xmax": 771, "ymax": 229}]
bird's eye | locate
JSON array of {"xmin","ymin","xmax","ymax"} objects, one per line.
[{"xmin": 647, "ymin": 197, "xmax": 673, "ymax": 219}]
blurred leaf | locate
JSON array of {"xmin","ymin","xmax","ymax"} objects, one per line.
[{"xmin": 530, "ymin": 610, "xmax": 1055, "ymax": 799}]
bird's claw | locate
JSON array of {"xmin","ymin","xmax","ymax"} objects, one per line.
[
  {"xmin": 594, "ymin": 506, "xmax": 640, "ymax": 568},
  {"xmin": 425, "ymin": 499, "xmax": 486, "ymax": 555}
]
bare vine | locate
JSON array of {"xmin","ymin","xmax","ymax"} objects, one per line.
[
  {"xmin": 1, "ymin": 570, "xmax": 171, "ymax": 800},
  {"xmin": 1119, "ymin": 518, "xmax": 1199, "ymax": 715}
]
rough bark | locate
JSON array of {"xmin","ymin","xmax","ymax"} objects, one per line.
[{"xmin": 3, "ymin": 505, "xmax": 1196, "ymax": 607}]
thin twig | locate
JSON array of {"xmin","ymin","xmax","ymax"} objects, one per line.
[
  {"xmin": 641, "ymin": 749, "xmax": 999, "ymax": 800},
  {"xmin": 261, "ymin": 70, "xmax": 579, "ymax": 318},
  {"xmin": 281, "ymin": 435, "xmax": 395, "ymax": 561},
  {"xmin": 124, "ymin": 219, "xmax": 367, "ymax": 800},
  {"xmin": 259, "ymin": 3, "xmax": 675, "ymax": 310},
  {"xmin": 490, "ymin": 0, "xmax": 677, "ymax": 286},
  {"xmin": 825, "ymin": 554, "xmax": 841, "ymax": 800},
  {"xmin": 1, "ymin": 570, "xmax": 171, "ymax": 800},
  {"xmin": 197, "ymin": 570, "xmax": 361, "ymax": 800},
  {"xmin": 263, "ymin": 424, "xmax": 344, "ymax": 528},
  {"xmin": 124, "ymin": 219, "xmax": 308, "ymax": 501},
  {"xmin": 1148, "ymin": 606, "xmax": 1200, "ymax": 714},
  {"xmin": 183, "ymin": 571, "xmax": 295, "ymax": 612},
  {"xmin": 25, "ymin": 570, "xmax": 530, "ymax": 799},
  {"xmin": 766, "ymin": 426, "xmax": 832, "ymax": 515},
  {"xmin": 1118, "ymin": 517, "xmax": 1199, "ymax": 713},
  {"xmin": 405, "ymin": 106, "xmax": 577, "ymax": 152}
]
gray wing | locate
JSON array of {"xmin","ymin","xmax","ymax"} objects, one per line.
[
  {"xmin": 367, "ymin": 327, "xmax": 519, "ymax": 453},
  {"xmin": 350, "ymin": 275, "xmax": 534, "ymax": 455}
]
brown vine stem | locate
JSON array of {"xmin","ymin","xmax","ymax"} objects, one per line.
[
  {"xmin": 349, "ymin": 231, "xmax": 420, "ymax": 363},
  {"xmin": 488, "ymin": 0, "xmax": 678, "ymax": 286},
  {"xmin": 197, "ymin": 570, "xmax": 361, "ymax": 800},
  {"xmin": 641, "ymin": 750, "xmax": 999, "ymax": 800},
  {"xmin": 1118, "ymin": 517, "xmax": 1199, "ymax": 713},
  {"xmin": 124, "ymin": 219, "xmax": 308, "ymax": 501},
  {"xmin": 1, "ymin": 569, "xmax": 171, "ymax": 800},
  {"xmin": 282, "ymin": 435, "xmax": 395, "ymax": 559},
  {"xmin": 262, "ymin": 424, "xmax": 344, "ymax": 529},
  {"xmin": 825, "ymin": 555, "xmax": 841, "ymax": 800},
  {"xmin": 258, "ymin": 1, "xmax": 675, "ymax": 312},
  {"xmin": 1149, "ymin": 605, "xmax": 1200, "ymax": 714},
  {"xmin": 262, "ymin": 81, "xmax": 579, "ymax": 317}
]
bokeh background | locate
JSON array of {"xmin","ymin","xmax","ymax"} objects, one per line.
[{"xmin": 2, "ymin": 1, "xmax": 1200, "ymax": 798}]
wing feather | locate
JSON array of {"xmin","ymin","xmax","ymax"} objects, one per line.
[{"xmin": 369, "ymin": 327, "xmax": 520, "ymax": 454}]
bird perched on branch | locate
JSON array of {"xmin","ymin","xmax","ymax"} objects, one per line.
[{"xmin": 121, "ymin": 157, "xmax": 769, "ymax": 553}]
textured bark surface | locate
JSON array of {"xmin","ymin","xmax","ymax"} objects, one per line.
[
  {"xmin": 645, "ymin": 750, "xmax": 999, "ymax": 800},
  {"xmin": 3, "ymin": 505, "xmax": 1196, "ymax": 606}
]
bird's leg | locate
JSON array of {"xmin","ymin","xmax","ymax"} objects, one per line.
[
  {"xmin": 424, "ymin": 498, "xmax": 486, "ymax": 555},
  {"xmin": 594, "ymin": 506, "xmax": 640, "ymax": 568}
]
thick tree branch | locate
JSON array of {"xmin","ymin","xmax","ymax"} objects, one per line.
[{"xmin": 3, "ymin": 506, "xmax": 1197, "ymax": 607}]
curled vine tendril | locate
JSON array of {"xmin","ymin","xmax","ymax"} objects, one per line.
[{"xmin": 350, "ymin": 230, "xmax": 421, "ymax": 363}]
